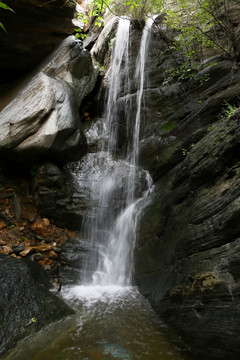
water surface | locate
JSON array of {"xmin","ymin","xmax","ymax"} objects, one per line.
[{"xmin": 2, "ymin": 286, "xmax": 193, "ymax": 360}]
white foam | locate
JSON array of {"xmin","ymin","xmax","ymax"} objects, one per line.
[{"xmin": 61, "ymin": 284, "xmax": 135, "ymax": 307}]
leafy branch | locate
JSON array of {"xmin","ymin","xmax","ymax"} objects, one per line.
[{"xmin": 0, "ymin": 1, "xmax": 15, "ymax": 32}]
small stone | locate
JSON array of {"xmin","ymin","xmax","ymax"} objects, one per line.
[
  {"xmin": 12, "ymin": 244, "xmax": 26, "ymax": 254},
  {"xmin": 42, "ymin": 218, "xmax": 50, "ymax": 226},
  {"xmin": 7, "ymin": 229, "xmax": 22, "ymax": 242},
  {"xmin": 44, "ymin": 264, "xmax": 51, "ymax": 271},
  {"xmin": 52, "ymin": 246, "xmax": 61, "ymax": 253},
  {"xmin": 33, "ymin": 253, "xmax": 43, "ymax": 261}
]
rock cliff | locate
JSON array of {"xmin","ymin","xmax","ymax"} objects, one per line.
[
  {"xmin": 132, "ymin": 20, "xmax": 240, "ymax": 360},
  {"xmin": 0, "ymin": 35, "xmax": 98, "ymax": 164}
]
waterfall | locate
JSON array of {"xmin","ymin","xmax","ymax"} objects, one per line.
[
  {"xmin": 67, "ymin": 17, "xmax": 154, "ymax": 288},
  {"xmin": 104, "ymin": 18, "xmax": 130, "ymax": 154},
  {"xmin": 90, "ymin": 17, "xmax": 154, "ymax": 287}
]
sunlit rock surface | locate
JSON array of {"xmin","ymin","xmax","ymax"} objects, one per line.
[{"xmin": 0, "ymin": 36, "xmax": 98, "ymax": 164}]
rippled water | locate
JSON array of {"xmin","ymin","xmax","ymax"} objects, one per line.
[{"xmin": 1, "ymin": 286, "xmax": 193, "ymax": 360}]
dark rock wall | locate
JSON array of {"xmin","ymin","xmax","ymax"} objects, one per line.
[
  {"xmin": 132, "ymin": 21, "xmax": 240, "ymax": 360},
  {"xmin": 0, "ymin": 0, "xmax": 77, "ymax": 82}
]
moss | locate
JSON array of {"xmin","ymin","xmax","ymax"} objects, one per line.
[
  {"xmin": 160, "ymin": 120, "xmax": 177, "ymax": 134},
  {"xmin": 159, "ymin": 144, "xmax": 179, "ymax": 164},
  {"xmin": 171, "ymin": 272, "xmax": 221, "ymax": 298}
]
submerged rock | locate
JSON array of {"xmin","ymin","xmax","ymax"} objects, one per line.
[{"xmin": 0, "ymin": 254, "xmax": 74, "ymax": 354}]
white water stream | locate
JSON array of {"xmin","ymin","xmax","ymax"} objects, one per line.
[{"xmin": 68, "ymin": 17, "xmax": 155, "ymax": 289}]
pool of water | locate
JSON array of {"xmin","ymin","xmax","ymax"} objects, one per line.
[{"xmin": 1, "ymin": 286, "xmax": 194, "ymax": 360}]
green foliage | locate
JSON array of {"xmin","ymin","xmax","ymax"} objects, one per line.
[
  {"xmin": 160, "ymin": 120, "xmax": 177, "ymax": 132},
  {"xmin": 219, "ymin": 102, "xmax": 239, "ymax": 120},
  {"xmin": 0, "ymin": 1, "xmax": 13, "ymax": 11},
  {"xmin": 30, "ymin": 165, "xmax": 37, "ymax": 177},
  {"xmin": 75, "ymin": 0, "xmax": 166, "ymax": 39},
  {"xmin": 0, "ymin": 1, "xmax": 14, "ymax": 32},
  {"xmin": 110, "ymin": 0, "xmax": 165, "ymax": 19},
  {"xmin": 75, "ymin": 0, "xmax": 109, "ymax": 40},
  {"xmin": 76, "ymin": 0, "xmax": 240, "ymax": 64},
  {"xmin": 162, "ymin": 62, "xmax": 196, "ymax": 85},
  {"xmin": 165, "ymin": 0, "xmax": 240, "ymax": 60},
  {"xmin": 207, "ymin": 125, "xmax": 214, "ymax": 132},
  {"xmin": 182, "ymin": 143, "xmax": 195, "ymax": 156},
  {"xmin": 0, "ymin": 21, "xmax": 6, "ymax": 32}
]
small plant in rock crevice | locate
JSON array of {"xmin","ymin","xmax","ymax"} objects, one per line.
[
  {"xmin": 218, "ymin": 102, "xmax": 239, "ymax": 120},
  {"xmin": 182, "ymin": 143, "xmax": 195, "ymax": 156}
]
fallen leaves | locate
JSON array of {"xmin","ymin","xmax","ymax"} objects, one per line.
[
  {"xmin": 0, "ymin": 175, "xmax": 79, "ymax": 276},
  {"xmin": 0, "ymin": 220, "xmax": 6, "ymax": 229},
  {"xmin": 2, "ymin": 245, "xmax": 12, "ymax": 254},
  {"xmin": 19, "ymin": 248, "xmax": 32, "ymax": 257},
  {"xmin": 31, "ymin": 218, "xmax": 50, "ymax": 237}
]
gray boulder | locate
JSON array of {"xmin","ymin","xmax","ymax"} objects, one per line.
[{"xmin": 0, "ymin": 36, "xmax": 98, "ymax": 164}]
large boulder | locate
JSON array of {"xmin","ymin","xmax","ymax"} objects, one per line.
[
  {"xmin": 0, "ymin": 36, "xmax": 98, "ymax": 164},
  {"xmin": 0, "ymin": 254, "xmax": 74, "ymax": 354},
  {"xmin": 0, "ymin": 0, "xmax": 77, "ymax": 82}
]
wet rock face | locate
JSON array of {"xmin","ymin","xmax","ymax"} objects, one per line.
[
  {"xmin": 59, "ymin": 237, "xmax": 97, "ymax": 285},
  {"xmin": 0, "ymin": 0, "xmax": 77, "ymax": 82},
  {"xmin": 0, "ymin": 254, "xmax": 74, "ymax": 354},
  {"xmin": 32, "ymin": 162, "xmax": 87, "ymax": 230},
  {"xmin": 0, "ymin": 36, "xmax": 98, "ymax": 164}
]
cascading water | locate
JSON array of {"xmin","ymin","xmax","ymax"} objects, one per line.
[
  {"xmin": 69, "ymin": 17, "xmax": 154, "ymax": 288},
  {"xmin": 2, "ymin": 17, "xmax": 193, "ymax": 360},
  {"xmin": 85, "ymin": 17, "xmax": 156, "ymax": 287}
]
